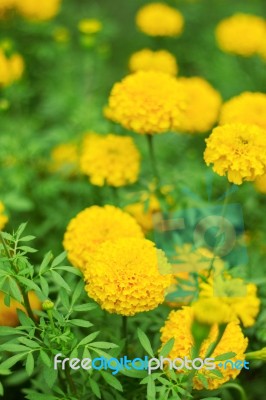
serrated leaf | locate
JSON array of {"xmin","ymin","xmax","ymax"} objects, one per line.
[
  {"xmin": 89, "ymin": 377, "xmax": 101, "ymax": 399},
  {"xmin": 159, "ymin": 338, "xmax": 175, "ymax": 358},
  {"xmin": 25, "ymin": 352, "xmax": 34, "ymax": 376},
  {"xmin": 101, "ymin": 371, "xmax": 123, "ymax": 392},
  {"xmin": 137, "ymin": 329, "xmax": 154, "ymax": 358},
  {"xmin": 215, "ymin": 352, "xmax": 236, "ymax": 361}
]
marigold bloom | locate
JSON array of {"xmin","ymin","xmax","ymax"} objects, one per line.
[
  {"xmin": 177, "ymin": 77, "xmax": 222, "ymax": 133},
  {"xmin": 84, "ymin": 238, "xmax": 172, "ymax": 316},
  {"xmin": 204, "ymin": 123, "xmax": 266, "ymax": 184},
  {"xmin": 136, "ymin": 3, "xmax": 184, "ymax": 37},
  {"xmin": 0, "ymin": 291, "xmax": 41, "ymax": 326},
  {"xmin": 255, "ymin": 173, "xmax": 266, "ymax": 194},
  {"xmin": 78, "ymin": 18, "xmax": 102, "ymax": 34},
  {"xmin": 0, "ymin": 202, "xmax": 8, "ymax": 230},
  {"xmin": 16, "ymin": 0, "xmax": 61, "ymax": 21},
  {"xmin": 80, "ymin": 133, "xmax": 140, "ymax": 187},
  {"xmin": 50, "ymin": 142, "xmax": 79, "ymax": 175},
  {"xmin": 63, "ymin": 205, "xmax": 144, "ymax": 272},
  {"xmin": 219, "ymin": 92, "xmax": 266, "ymax": 131},
  {"xmin": 107, "ymin": 71, "xmax": 187, "ymax": 135},
  {"xmin": 215, "ymin": 14, "xmax": 266, "ymax": 56},
  {"xmin": 199, "ymin": 275, "xmax": 260, "ymax": 327},
  {"xmin": 0, "ymin": 50, "xmax": 24, "ymax": 87},
  {"xmin": 160, "ymin": 307, "xmax": 248, "ymax": 390},
  {"xmin": 0, "ymin": 0, "xmax": 15, "ymax": 16},
  {"xmin": 129, "ymin": 49, "xmax": 178, "ymax": 76}
]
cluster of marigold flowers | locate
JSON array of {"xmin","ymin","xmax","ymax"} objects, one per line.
[{"xmin": 0, "ymin": 0, "xmax": 61, "ymax": 21}]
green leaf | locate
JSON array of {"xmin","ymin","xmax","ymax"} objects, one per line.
[
  {"xmin": 196, "ymin": 373, "xmax": 209, "ymax": 389},
  {"xmin": 16, "ymin": 277, "xmax": 40, "ymax": 292},
  {"xmin": 210, "ymin": 369, "xmax": 224, "ymax": 379},
  {"xmin": 8, "ymin": 278, "xmax": 23, "ymax": 302},
  {"xmin": 18, "ymin": 337, "xmax": 40, "ymax": 349},
  {"xmin": 71, "ymin": 279, "xmax": 85, "ymax": 305},
  {"xmin": 39, "ymin": 350, "xmax": 52, "ymax": 367},
  {"xmin": 25, "ymin": 352, "xmax": 34, "ymax": 376},
  {"xmin": 214, "ymin": 352, "xmax": 236, "ymax": 361},
  {"xmin": 89, "ymin": 377, "xmax": 101, "ymax": 399},
  {"xmin": 101, "ymin": 371, "xmax": 123, "ymax": 392},
  {"xmin": 78, "ymin": 331, "xmax": 100, "ymax": 347},
  {"xmin": 51, "ymin": 252, "xmax": 66, "ymax": 268},
  {"xmin": 73, "ymin": 303, "xmax": 97, "ymax": 312},
  {"xmin": 0, "ymin": 352, "xmax": 27, "ymax": 369},
  {"xmin": 20, "ymin": 236, "xmax": 36, "ymax": 242},
  {"xmin": 137, "ymin": 329, "xmax": 154, "ymax": 358},
  {"xmin": 69, "ymin": 319, "xmax": 93, "ymax": 328},
  {"xmin": 0, "ymin": 343, "xmax": 29, "ymax": 352},
  {"xmin": 159, "ymin": 338, "xmax": 175, "ymax": 358},
  {"xmin": 51, "ymin": 270, "xmax": 71, "ymax": 291},
  {"xmin": 39, "ymin": 276, "xmax": 49, "ymax": 297},
  {"xmin": 43, "ymin": 365, "xmax": 58, "ymax": 388},
  {"xmin": 19, "ymin": 246, "xmax": 37, "ymax": 253},
  {"xmin": 39, "ymin": 252, "xmax": 53, "ymax": 275},
  {"xmin": 0, "ymin": 382, "xmax": 3, "ymax": 396},
  {"xmin": 89, "ymin": 342, "xmax": 118, "ymax": 349},
  {"xmin": 147, "ymin": 375, "xmax": 156, "ymax": 400}
]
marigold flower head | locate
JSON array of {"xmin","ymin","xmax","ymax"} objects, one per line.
[
  {"xmin": 219, "ymin": 92, "xmax": 266, "ymax": 131},
  {"xmin": 0, "ymin": 0, "xmax": 16, "ymax": 16},
  {"xmin": 215, "ymin": 13, "xmax": 266, "ymax": 56},
  {"xmin": 80, "ymin": 133, "xmax": 140, "ymax": 187},
  {"xmin": 50, "ymin": 142, "xmax": 79, "ymax": 176},
  {"xmin": 0, "ymin": 202, "xmax": 8, "ymax": 230},
  {"xmin": 177, "ymin": 77, "xmax": 222, "ymax": 133},
  {"xmin": 78, "ymin": 18, "xmax": 102, "ymax": 34},
  {"xmin": 199, "ymin": 274, "xmax": 260, "ymax": 327},
  {"xmin": 204, "ymin": 123, "xmax": 266, "ymax": 184},
  {"xmin": 0, "ymin": 291, "xmax": 41, "ymax": 326},
  {"xmin": 0, "ymin": 50, "xmax": 24, "ymax": 87},
  {"xmin": 136, "ymin": 3, "xmax": 184, "ymax": 37},
  {"xmin": 107, "ymin": 71, "xmax": 187, "ymax": 135},
  {"xmin": 129, "ymin": 49, "xmax": 178, "ymax": 76},
  {"xmin": 160, "ymin": 307, "xmax": 248, "ymax": 390},
  {"xmin": 255, "ymin": 173, "xmax": 266, "ymax": 194},
  {"xmin": 16, "ymin": 0, "xmax": 61, "ymax": 21},
  {"xmin": 63, "ymin": 205, "xmax": 144, "ymax": 272},
  {"xmin": 84, "ymin": 238, "xmax": 172, "ymax": 316}
]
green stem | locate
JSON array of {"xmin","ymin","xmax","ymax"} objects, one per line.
[
  {"xmin": 146, "ymin": 134, "xmax": 160, "ymax": 186},
  {"xmin": 222, "ymin": 382, "xmax": 248, "ymax": 400},
  {"xmin": 65, "ymin": 364, "xmax": 78, "ymax": 396},
  {"xmin": 111, "ymin": 186, "xmax": 120, "ymax": 207},
  {"xmin": 0, "ymin": 232, "xmax": 37, "ymax": 325},
  {"xmin": 122, "ymin": 315, "xmax": 128, "ymax": 354}
]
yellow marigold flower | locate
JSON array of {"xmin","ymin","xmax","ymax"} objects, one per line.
[
  {"xmin": 136, "ymin": 3, "xmax": 184, "ymax": 37},
  {"xmin": 199, "ymin": 275, "xmax": 260, "ymax": 327},
  {"xmin": 63, "ymin": 205, "xmax": 144, "ymax": 272},
  {"xmin": 215, "ymin": 13, "xmax": 266, "ymax": 57},
  {"xmin": 80, "ymin": 133, "xmax": 140, "ymax": 187},
  {"xmin": 255, "ymin": 173, "xmax": 266, "ymax": 194},
  {"xmin": 160, "ymin": 307, "xmax": 248, "ymax": 390},
  {"xmin": 107, "ymin": 71, "xmax": 187, "ymax": 135},
  {"xmin": 0, "ymin": 0, "xmax": 15, "ymax": 16},
  {"xmin": 50, "ymin": 142, "xmax": 79, "ymax": 175},
  {"xmin": 0, "ymin": 50, "xmax": 24, "ymax": 87},
  {"xmin": 177, "ymin": 77, "xmax": 222, "ymax": 133},
  {"xmin": 0, "ymin": 202, "xmax": 8, "ymax": 230},
  {"xmin": 16, "ymin": 0, "xmax": 61, "ymax": 21},
  {"xmin": 78, "ymin": 18, "xmax": 102, "ymax": 34},
  {"xmin": 219, "ymin": 92, "xmax": 266, "ymax": 131},
  {"xmin": 125, "ymin": 196, "xmax": 160, "ymax": 234},
  {"xmin": 0, "ymin": 291, "xmax": 41, "ymax": 326},
  {"xmin": 193, "ymin": 297, "xmax": 234, "ymax": 325},
  {"xmin": 204, "ymin": 123, "xmax": 266, "ymax": 185},
  {"xmin": 84, "ymin": 238, "xmax": 172, "ymax": 316},
  {"xmin": 129, "ymin": 49, "xmax": 178, "ymax": 76}
]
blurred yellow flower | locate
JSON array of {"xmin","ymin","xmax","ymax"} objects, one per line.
[
  {"xmin": 78, "ymin": 18, "xmax": 102, "ymax": 34},
  {"xmin": 0, "ymin": 0, "xmax": 15, "ymax": 16},
  {"xmin": 216, "ymin": 13, "xmax": 266, "ymax": 56},
  {"xmin": 107, "ymin": 71, "xmax": 187, "ymax": 135},
  {"xmin": 50, "ymin": 142, "xmax": 79, "ymax": 175},
  {"xmin": 0, "ymin": 202, "xmax": 8, "ymax": 230},
  {"xmin": 0, "ymin": 291, "xmax": 41, "ymax": 326},
  {"xmin": 193, "ymin": 297, "xmax": 233, "ymax": 325},
  {"xmin": 204, "ymin": 123, "xmax": 266, "ymax": 184},
  {"xmin": 136, "ymin": 3, "xmax": 184, "ymax": 37},
  {"xmin": 84, "ymin": 238, "xmax": 172, "ymax": 316},
  {"xmin": 177, "ymin": 77, "xmax": 222, "ymax": 133},
  {"xmin": 0, "ymin": 50, "xmax": 24, "ymax": 87},
  {"xmin": 219, "ymin": 92, "xmax": 266, "ymax": 131},
  {"xmin": 16, "ymin": 0, "xmax": 61, "ymax": 21},
  {"xmin": 199, "ymin": 275, "xmax": 260, "ymax": 327},
  {"xmin": 80, "ymin": 133, "xmax": 140, "ymax": 187},
  {"xmin": 129, "ymin": 49, "xmax": 178, "ymax": 75},
  {"xmin": 160, "ymin": 307, "xmax": 248, "ymax": 390},
  {"xmin": 125, "ymin": 195, "xmax": 161, "ymax": 234},
  {"xmin": 255, "ymin": 173, "xmax": 266, "ymax": 194},
  {"xmin": 63, "ymin": 205, "xmax": 144, "ymax": 272},
  {"xmin": 53, "ymin": 27, "xmax": 70, "ymax": 43}
]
